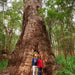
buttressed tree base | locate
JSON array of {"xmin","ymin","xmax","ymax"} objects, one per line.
[{"xmin": 6, "ymin": 0, "xmax": 59, "ymax": 75}]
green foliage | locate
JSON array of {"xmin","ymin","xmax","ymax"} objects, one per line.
[
  {"xmin": 0, "ymin": 60, "xmax": 8, "ymax": 71},
  {"xmin": 0, "ymin": 13, "xmax": 5, "ymax": 51},
  {"xmin": 47, "ymin": 10, "xmax": 57, "ymax": 18},
  {"xmin": 56, "ymin": 69, "xmax": 74, "ymax": 75},
  {"xmin": 55, "ymin": 56, "xmax": 66, "ymax": 66},
  {"xmin": 0, "ymin": 34, "xmax": 5, "ymax": 49},
  {"xmin": 38, "ymin": 8, "xmax": 46, "ymax": 17},
  {"xmin": 43, "ymin": 0, "xmax": 75, "ymax": 55},
  {"xmin": 56, "ymin": 56, "xmax": 75, "ymax": 75},
  {"xmin": 0, "ymin": 0, "xmax": 24, "ymax": 53}
]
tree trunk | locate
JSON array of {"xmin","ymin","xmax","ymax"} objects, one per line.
[
  {"xmin": 61, "ymin": 22, "xmax": 67, "ymax": 62},
  {"xmin": 47, "ymin": 21, "xmax": 52, "ymax": 52},
  {"xmin": 58, "ymin": 41, "xmax": 60, "ymax": 55},
  {"xmin": 68, "ymin": 40, "xmax": 73, "ymax": 56},
  {"xmin": 8, "ymin": 0, "xmax": 58, "ymax": 75}
]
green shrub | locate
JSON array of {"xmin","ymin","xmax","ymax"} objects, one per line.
[
  {"xmin": 56, "ymin": 69, "xmax": 75, "ymax": 75},
  {"xmin": 0, "ymin": 60, "xmax": 8, "ymax": 71},
  {"xmin": 56, "ymin": 56, "xmax": 75, "ymax": 75}
]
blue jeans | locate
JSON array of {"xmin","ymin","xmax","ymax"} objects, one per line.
[{"xmin": 38, "ymin": 68, "xmax": 42, "ymax": 75}]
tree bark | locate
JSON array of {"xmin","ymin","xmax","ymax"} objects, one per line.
[
  {"xmin": 68, "ymin": 40, "xmax": 73, "ymax": 56},
  {"xmin": 48, "ymin": 21, "xmax": 52, "ymax": 52},
  {"xmin": 60, "ymin": 21, "xmax": 67, "ymax": 62},
  {"xmin": 58, "ymin": 41, "xmax": 60, "ymax": 55},
  {"xmin": 8, "ymin": 0, "xmax": 58, "ymax": 75}
]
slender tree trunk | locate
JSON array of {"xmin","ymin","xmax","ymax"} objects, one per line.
[
  {"xmin": 69, "ymin": 45, "xmax": 73, "ymax": 56},
  {"xmin": 72, "ymin": 33, "xmax": 75, "ymax": 55},
  {"xmin": 58, "ymin": 41, "xmax": 60, "ymax": 55},
  {"xmin": 68, "ymin": 40, "xmax": 73, "ymax": 56},
  {"xmin": 47, "ymin": 21, "xmax": 52, "ymax": 51},
  {"xmin": 61, "ymin": 22, "xmax": 67, "ymax": 62},
  {"xmin": 8, "ymin": 0, "xmax": 58, "ymax": 75}
]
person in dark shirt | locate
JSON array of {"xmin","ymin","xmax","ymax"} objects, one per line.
[{"xmin": 32, "ymin": 53, "xmax": 38, "ymax": 75}]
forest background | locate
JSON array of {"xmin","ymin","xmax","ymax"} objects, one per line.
[{"xmin": 0, "ymin": 0, "xmax": 75, "ymax": 75}]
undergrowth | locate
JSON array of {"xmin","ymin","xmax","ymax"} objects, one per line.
[
  {"xmin": 0, "ymin": 60, "xmax": 8, "ymax": 71},
  {"xmin": 56, "ymin": 55, "xmax": 75, "ymax": 75}
]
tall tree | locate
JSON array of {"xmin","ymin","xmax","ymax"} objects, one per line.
[
  {"xmin": 0, "ymin": 0, "xmax": 23, "ymax": 53},
  {"xmin": 44, "ymin": 0, "xmax": 75, "ymax": 57},
  {"xmin": 8, "ymin": 0, "xmax": 57, "ymax": 75}
]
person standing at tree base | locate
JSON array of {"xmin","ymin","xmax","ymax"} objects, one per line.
[
  {"xmin": 37, "ymin": 55, "xmax": 43, "ymax": 75},
  {"xmin": 32, "ymin": 53, "xmax": 38, "ymax": 75}
]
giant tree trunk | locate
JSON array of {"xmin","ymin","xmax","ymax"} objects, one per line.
[{"xmin": 9, "ymin": 0, "xmax": 58, "ymax": 75}]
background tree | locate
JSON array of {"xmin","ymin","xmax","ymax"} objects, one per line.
[
  {"xmin": 0, "ymin": 0, "xmax": 23, "ymax": 54},
  {"xmin": 43, "ymin": 0, "xmax": 75, "ymax": 60}
]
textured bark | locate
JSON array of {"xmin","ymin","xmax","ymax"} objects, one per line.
[{"xmin": 8, "ymin": 0, "xmax": 58, "ymax": 75}]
